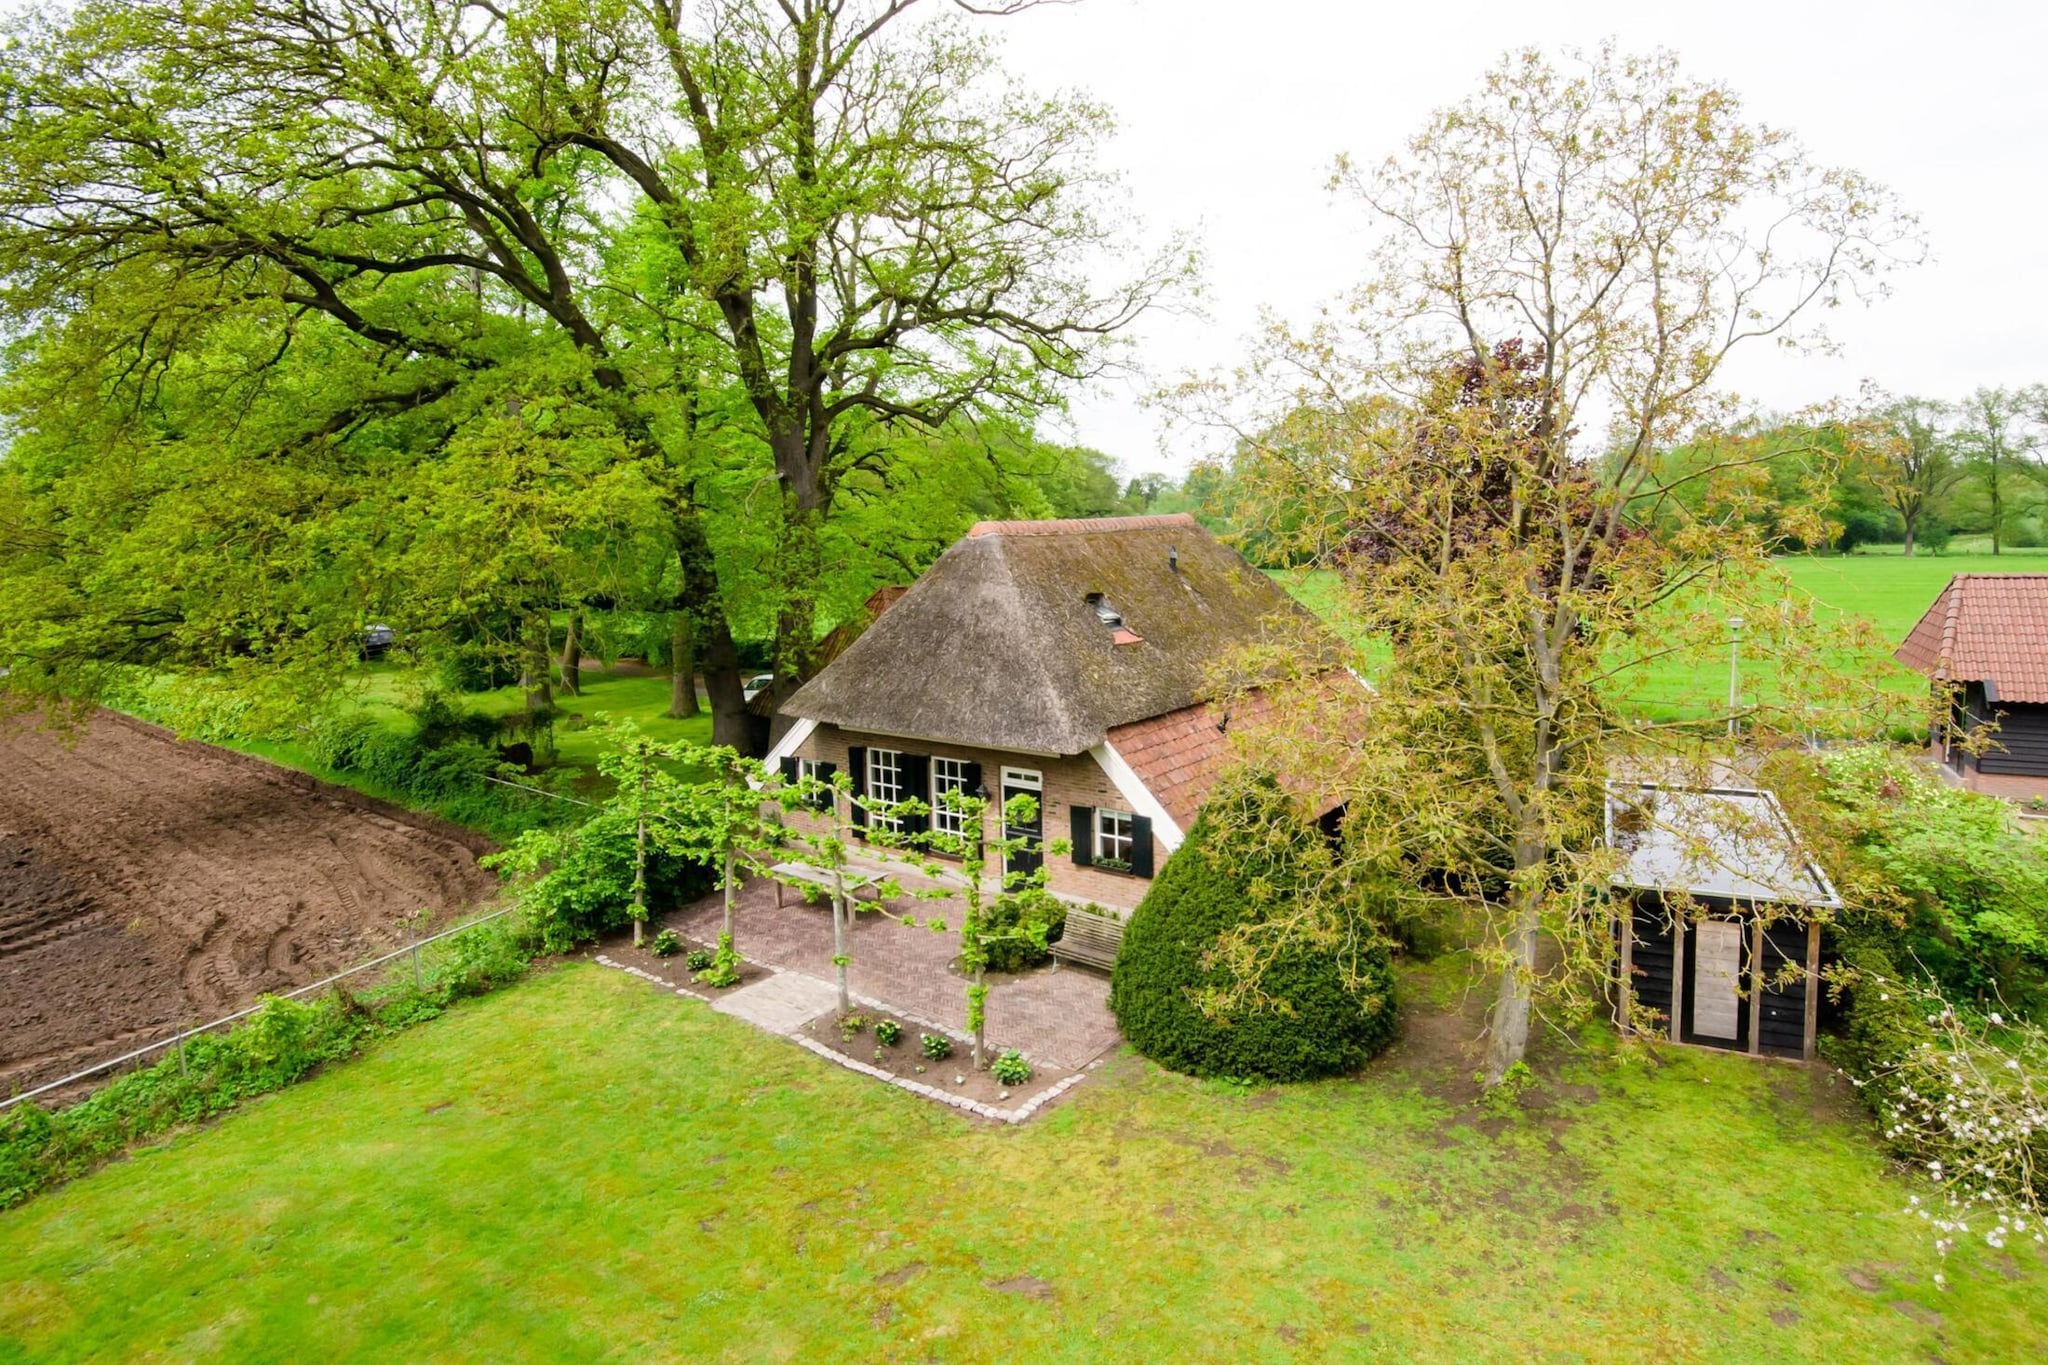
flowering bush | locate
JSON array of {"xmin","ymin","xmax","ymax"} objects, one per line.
[{"xmin": 1837, "ymin": 954, "xmax": 2046, "ymax": 1281}]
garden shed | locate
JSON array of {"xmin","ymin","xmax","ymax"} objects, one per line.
[{"xmin": 1608, "ymin": 781, "xmax": 1841, "ymax": 1061}]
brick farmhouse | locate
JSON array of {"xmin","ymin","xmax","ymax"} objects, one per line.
[{"xmin": 765, "ymin": 513, "xmax": 1353, "ymax": 912}]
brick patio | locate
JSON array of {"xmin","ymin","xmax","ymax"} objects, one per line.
[{"xmin": 668, "ymin": 874, "xmax": 1121, "ymax": 1070}]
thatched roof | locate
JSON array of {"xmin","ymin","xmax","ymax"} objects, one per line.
[{"xmin": 781, "ymin": 514, "xmax": 1330, "ymax": 754}]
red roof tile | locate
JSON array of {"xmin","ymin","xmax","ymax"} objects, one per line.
[
  {"xmin": 1109, "ymin": 674, "xmax": 1369, "ymax": 828},
  {"xmin": 1896, "ymin": 574, "xmax": 2048, "ymax": 703}
]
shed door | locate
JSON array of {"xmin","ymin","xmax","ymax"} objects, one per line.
[{"xmin": 1691, "ymin": 920, "xmax": 1744, "ymax": 1041}]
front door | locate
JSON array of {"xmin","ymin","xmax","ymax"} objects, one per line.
[
  {"xmin": 1686, "ymin": 918, "xmax": 1746, "ymax": 1048},
  {"xmin": 1002, "ymin": 768, "xmax": 1043, "ymax": 882}
]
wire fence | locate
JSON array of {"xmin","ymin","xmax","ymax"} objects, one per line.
[{"xmin": 2, "ymin": 904, "xmax": 519, "ymax": 1114}]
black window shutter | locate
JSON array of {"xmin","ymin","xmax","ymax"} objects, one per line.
[
  {"xmin": 847, "ymin": 746, "xmax": 867, "ymax": 829},
  {"xmin": 1070, "ymin": 804, "xmax": 1094, "ymax": 868},
  {"xmin": 814, "ymin": 760, "xmax": 837, "ymax": 811},
  {"xmin": 899, "ymin": 753, "xmax": 929, "ymax": 836},
  {"xmin": 778, "ymin": 756, "xmax": 798, "ymax": 785},
  {"xmin": 1130, "ymin": 814, "xmax": 1155, "ymax": 878}
]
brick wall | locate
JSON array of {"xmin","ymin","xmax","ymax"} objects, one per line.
[{"xmin": 785, "ymin": 723, "xmax": 1162, "ymax": 912}]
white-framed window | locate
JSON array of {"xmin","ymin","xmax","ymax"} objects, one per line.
[
  {"xmin": 866, "ymin": 748, "xmax": 904, "ymax": 832},
  {"xmin": 1094, "ymin": 808, "xmax": 1135, "ymax": 869},
  {"xmin": 930, "ymin": 757, "xmax": 974, "ymax": 842},
  {"xmin": 796, "ymin": 758, "xmax": 831, "ymax": 811}
]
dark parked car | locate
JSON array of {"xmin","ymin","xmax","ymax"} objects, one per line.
[{"xmin": 360, "ymin": 624, "xmax": 397, "ymax": 660}]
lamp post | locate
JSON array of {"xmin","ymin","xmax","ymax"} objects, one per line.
[{"xmin": 1726, "ymin": 616, "xmax": 1746, "ymax": 741}]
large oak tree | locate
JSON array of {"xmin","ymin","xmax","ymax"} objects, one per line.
[{"xmin": 0, "ymin": 0, "xmax": 1171, "ymax": 740}]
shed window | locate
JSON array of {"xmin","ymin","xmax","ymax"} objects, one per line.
[
  {"xmin": 1094, "ymin": 808, "xmax": 1135, "ymax": 870},
  {"xmin": 866, "ymin": 748, "xmax": 905, "ymax": 831},
  {"xmin": 931, "ymin": 757, "xmax": 975, "ymax": 841}
]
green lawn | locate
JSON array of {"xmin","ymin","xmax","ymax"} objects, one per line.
[
  {"xmin": 1276, "ymin": 549, "xmax": 2048, "ymax": 727},
  {"xmin": 3, "ymin": 962, "xmax": 2039, "ymax": 1361},
  {"xmin": 217, "ymin": 663, "xmax": 716, "ymax": 811}
]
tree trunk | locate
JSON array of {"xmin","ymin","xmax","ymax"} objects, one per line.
[
  {"xmin": 522, "ymin": 613, "xmax": 554, "ymax": 759},
  {"xmin": 558, "ymin": 609, "xmax": 582, "ymax": 695},
  {"xmin": 830, "ymin": 874, "xmax": 851, "ymax": 1014},
  {"xmin": 768, "ymin": 487, "xmax": 828, "ymax": 705},
  {"xmin": 1992, "ymin": 472, "xmax": 2003, "ymax": 555},
  {"xmin": 722, "ymin": 849, "xmax": 736, "ymax": 942},
  {"xmin": 1481, "ymin": 821, "xmax": 1546, "ymax": 1085},
  {"xmin": 971, "ymin": 966, "xmax": 986, "ymax": 1070},
  {"xmin": 673, "ymin": 506, "xmax": 751, "ymax": 752},
  {"xmin": 1901, "ymin": 518, "xmax": 1918, "ymax": 556},
  {"xmin": 668, "ymin": 611, "xmax": 699, "ymax": 718}
]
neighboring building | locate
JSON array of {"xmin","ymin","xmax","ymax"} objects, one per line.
[
  {"xmin": 1896, "ymin": 572, "xmax": 2048, "ymax": 788},
  {"xmin": 1608, "ymin": 782, "xmax": 1840, "ymax": 1061},
  {"xmin": 766, "ymin": 514, "xmax": 1351, "ymax": 913}
]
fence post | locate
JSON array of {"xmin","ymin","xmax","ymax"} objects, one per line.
[{"xmin": 413, "ymin": 942, "xmax": 423, "ymax": 991}]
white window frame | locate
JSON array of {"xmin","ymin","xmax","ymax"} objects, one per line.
[
  {"xmin": 930, "ymin": 757, "xmax": 974, "ymax": 843},
  {"xmin": 796, "ymin": 758, "xmax": 831, "ymax": 811},
  {"xmin": 1094, "ymin": 808, "xmax": 1135, "ymax": 870},
  {"xmin": 866, "ymin": 748, "xmax": 905, "ymax": 832}
]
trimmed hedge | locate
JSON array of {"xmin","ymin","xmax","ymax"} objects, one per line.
[{"xmin": 1110, "ymin": 784, "xmax": 1396, "ymax": 1083}]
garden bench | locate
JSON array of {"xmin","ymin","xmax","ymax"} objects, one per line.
[
  {"xmin": 1052, "ymin": 907, "xmax": 1125, "ymax": 971},
  {"xmin": 768, "ymin": 861, "xmax": 875, "ymax": 909}
]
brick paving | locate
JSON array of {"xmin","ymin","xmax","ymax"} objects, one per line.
[{"xmin": 669, "ymin": 874, "xmax": 1120, "ymax": 1070}]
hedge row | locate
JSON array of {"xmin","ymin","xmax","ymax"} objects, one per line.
[{"xmin": 0, "ymin": 919, "xmax": 530, "ymax": 1210}]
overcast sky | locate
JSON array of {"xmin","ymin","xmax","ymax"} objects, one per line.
[{"xmin": 989, "ymin": 0, "xmax": 2048, "ymax": 476}]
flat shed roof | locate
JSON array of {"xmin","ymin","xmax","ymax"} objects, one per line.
[{"xmin": 1605, "ymin": 782, "xmax": 1841, "ymax": 910}]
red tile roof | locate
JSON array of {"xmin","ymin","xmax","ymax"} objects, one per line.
[
  {"xmin": 1896, "ymin": 574, "xmax": 2048, "ymax": 702},
  {"xmin": 967, "ymin": 513, "xmax": 1197, "ymax": 538},
  {"xmin": 1109, "ymin": 674, "xmax": 1368, "ymax": 828}
]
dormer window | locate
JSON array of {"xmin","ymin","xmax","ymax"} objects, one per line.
[{"xmin": 1087, "ymin": 591, "xmax": 1143, "ymax": 646}]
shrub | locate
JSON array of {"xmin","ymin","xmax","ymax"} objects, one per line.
[
  {"xmin": 874, "ymin": 1019, "xmax": 902, "ymax": 1046},
  {"xmin": 484, "ymin": 807, "xmax": 713, "ymax": 954},
  {"xmin": 1110, "ymin": 783, "xmax": 1397, "ymax": 1083},
  {"xmin": 981, "ymin": 888, "xmax": 1067, "ymax": 973},
  {"xmin": 920, "ymin": 1032, "xmax": 954, "ymax": 1062},
  {"xmin": 838, "ymin": 1012, "xmax": 869, "ymax": 1041},
  {"xmin": 991, "ymin": 1049, "xmax": 1032, "ymax": 1085},
  {"xmin": 694, "ymin": 934, "xmax": 741, "ymax": 988},
  {"xmin": 684, "ymin": 947, "xmax": 716, "ymax": 972},
  {"xmin": 650, "ymin": 929, "xmax": 682, "ymax": 958}
]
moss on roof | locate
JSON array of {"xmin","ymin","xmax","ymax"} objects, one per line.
[{"xmin": 782, "ymin": 515, "xmax": 1333, "ymax": 753}]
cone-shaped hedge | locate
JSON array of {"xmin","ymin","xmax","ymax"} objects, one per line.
[{"xmin": 1109, "ymin": 778, "xmax": 1396, "ymax": 1082}]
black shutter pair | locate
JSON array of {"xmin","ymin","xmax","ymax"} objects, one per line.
[
  {"xmin": 1069, "ymin": 804, "xmax": 1155, "ymax": 878},
  {"xmin": 897, "ymin": 752, "xmax": 930, "ymax": 838},
  {"xmin": 780, "ymin": 755, "xmax": 839, "ymax": 811},
  {"xmin": 847, "ymin": 746, "xmax": 867, "ymax": 829}
]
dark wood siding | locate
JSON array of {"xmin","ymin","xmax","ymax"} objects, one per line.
[
  {"xmin": 1756, "ymin": 922, "xmax": 1810, "ymax": 1059},
  {"xmin": 1978, "ymin": 700, "xmax": 2048, "ymax": 776},
  {"xmin": 1628, "ymin": 900, "xmax": 1676, "ymax": 1028}
]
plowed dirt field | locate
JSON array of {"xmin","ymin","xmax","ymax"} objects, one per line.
[{"xmin": 1, "ymin": 714, "xmax": 494, "ymax": 1096}]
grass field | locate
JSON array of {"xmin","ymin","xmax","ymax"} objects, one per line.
[
  {"xmin": 218, "ymin": 662, "xmax": 716, "ymax": 812},
  {"xmin": 2, "ymin": 961, "xmax": 2040, "ymax": 1361},
  {"xmin": 1275, "ymin": 547, "xmax": 2048, "ymax": 725}
]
